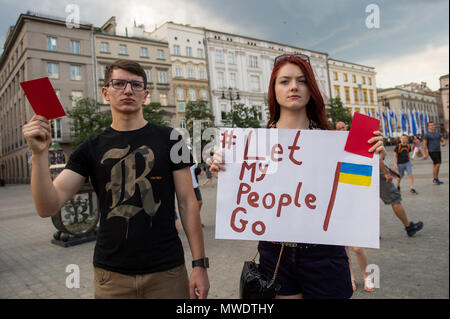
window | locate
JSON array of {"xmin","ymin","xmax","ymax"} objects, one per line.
[
  {"xmin": 229, "ymin": 72, "xmax": 236, "ymax": 89},
  {"xmin": 71, "ymin": 91, "xmax": 83, "ymax": 107},
  {"xmin": 140, "ymin": 47, "xmax": 148, "ymax": 57},
  {"xmin": 100, "ymin": 65, "xmax": 107, "ymax": 79},
  {"xmin": 47, "ymin": 63, "xmax": 59, "ymax": 79},
  {"xmin": 189, "ymin": 89, "xmax": 196, "ymax": 101},
  {"xmin": 197, "ymin": 48, "xmax": 203, "ymax": 58},
  {"xmin": 50, "ymin": 119, "xmax": 61, "ymax": 139},
  {"xmin": 200, "ymin": 89, "xmax": 207, "ymax": 101},
  {"xmin": 216, "ymin": 50, "xmax": 223, "ymax": 63},
  {"xmin": 343, "ymin": 73, "xmax": 348, "ymax": 82},
  {"xmin": 187, "ymin": 69, "xmax": 194, "ymax": 78},
  {"xmin": 369, "ymin": 89, "xmax": 374, "ymax": 104},
  {"xmin": 334, "ymin": 85, "xmax": 340, "ymax": 98},
  {"xmin": 344, "ymin": 86, "xmax": 350, "ymax": 103},
  {"xmin": 70, "ymin": 65, "xmax": 82, "ymax": 81},
  {"xmin": 217, "ymin": 72, "xmax": 224, "ymax": 88},
  {"xmin": 368, "ymin": 77, "xmax": 372, "ymax": 86},
  {"xmin": 100, "ymin": 42, "xmax": 109, "ymax": 53},
  {"xmin": 199, "ymin": 71, "xmax": 206, "ymax": 79},
  {"xmin": 158, "ymin": 71, "xmax": 167, "ymax": 83},
  {"xmin": 70, "ymin": 40, "xmax": 80, "ymax": 54},
  {"xmin": 119, "ymin": 44, "xmax": 127, "ymax": 55},
  {"xmin": 228, "ymin": 52, "xmax": 235, "ymax": 64},
  {"xmin": 352, "ymin": 74, "xmax": 356, "ymax": 83},
  {"xmin": 175, "ymin": 68, "xmax": 182, "ymax": 77},
  {"xmin": 144, "ymin": 69, "xmax": 151, "ymax": 83},
  {"xmin": 221, "ymin": 104, "xmax": 227, "ymax": 120},
  {"xmin": 180, "ymin": 118, "xmax": 186, "ymax": 128},
  {"xmin": 333, "ymin": 72, "xmax": 338, "ymax": 81},
  {"xmin": 353, "ymin": 87, "xmax": 359, "ymax": 103},
  {"xmin": 186, "ymin": 47, "xmax": 192, "ymax": 57},
  {"xmin": 160, "ymin": 93, "xmax": 168, "ymax": 106},
  {"xmin": 176, "ymin": 88, "xmax": 184, "ymax": 101},
  {"xmin": 46, "ymin": 37, "xmax": 57, "ymax": 51},
  {"xmin": 250, "ymin": 75, "xmax": 260, "ymax": 91},
  {"xmin": 248, "ymin": 56, "xmax": 258, "ymax": 68},
  {"xmin": 157, "ymin": 49, "xmax": 164, "ymax": 59},
  {"xmin": 363, "ymin": 89, "xmax": 368, "ymax": 104},
  {"xmin": 362, "ymin": 76, "xmax": 366, "ymax": 85},
  {"xmin": 173, "ymin": 45, "xmax": 180, "ymax": 55}
]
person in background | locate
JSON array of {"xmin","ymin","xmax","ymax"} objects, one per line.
[
  {"xmin": 423, "ymin": 122, "xmax": 446, "ymax": 185},
  {"xmin": 394, "ymin": 134, "xmax": 418, "ymax": 194}
]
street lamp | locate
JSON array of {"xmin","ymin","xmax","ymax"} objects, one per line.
[{"xmin": 221, "ymin": 87, "xmax": 240, "ymax": 127}]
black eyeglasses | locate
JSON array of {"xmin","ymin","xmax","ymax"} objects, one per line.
[
  {"xmin": 274, "ymin": 53, "xmax": 310, "ymax": 65},
  {"xmin": 106, "ymin": 79, "xmax": 146, "ymax": 92}
]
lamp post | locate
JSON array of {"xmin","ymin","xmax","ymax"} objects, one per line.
[{"xmin": 221, "ymin": 87, "xmax": 240, "ymax": 127}]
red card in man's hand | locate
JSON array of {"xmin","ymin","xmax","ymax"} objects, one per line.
[
  {"xmin": 344, "ymin": 112, "xmax": 380, "ymax": 158},
  {"xmin": 20, "ymin": 77, "xmax": 66, "ymax": 120}
]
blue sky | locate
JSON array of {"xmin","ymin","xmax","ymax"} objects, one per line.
[{"xmin": 0, "ymin": 0, "xmax": 448, "ymax": 90}]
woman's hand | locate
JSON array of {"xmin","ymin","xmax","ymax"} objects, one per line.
[
  {"xmin": 368, "ymin": 130, "xmax": 386, "ymax": 158},
  {"xmin": 209, "ymin": 150, "xmax": 225, "ymax": 178}
]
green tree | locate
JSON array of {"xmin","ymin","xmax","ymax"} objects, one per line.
[
  {"xmin": 66, "ymin": 98, "xmax": 112, "ymax": 148},
  {"xmin": 222, "ymin": 103, "xmax": 261, "ymax": 128},
  {"xmin": 184, "ymin": 100, "xmax": 215, "ymax": 151},
  {"xmin": 142, "ymin": 102, "xmax": 168, "ymax": 126},
  {"xmin": 327, "ymin": 97, "xmax": 353, "ymax": 128}
]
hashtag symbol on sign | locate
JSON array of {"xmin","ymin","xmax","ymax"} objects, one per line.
[{"xmin": 221, "ymin": 130, "xmax": 236, "ymax": 149}]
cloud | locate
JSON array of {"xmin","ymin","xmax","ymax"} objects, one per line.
[{"xmin": 363, "ymin": 44, "xmax": 449, "ymax": 90}]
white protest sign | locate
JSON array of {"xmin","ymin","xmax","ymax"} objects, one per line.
[{"xmin": 215, "ymin": 128, "xmax": 380, "ymax": 249}]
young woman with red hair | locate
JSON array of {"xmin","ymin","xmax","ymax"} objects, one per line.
[{"xmin": 211, "ymin": 54, "xmax": 385, "ymax": 299}]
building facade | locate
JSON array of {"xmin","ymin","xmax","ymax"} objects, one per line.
[
  {"xmin": 439, "ymin": 74, "xmax": 449, "ymax": 135},
  {"xmin": 377, "ymin": 83, "xmax": 439, "ymax": 137},
  {"xmin": 150, "ymin": 22, "xmax": 211, "ymax": 129},
  {"xmin": 95, "ymin": 17, "xmax": 176, "ymax": 126},
  {"xmin": 0, "ymin": 13, "xmax": 95, "ymax": 184},
  {"xmin": 204, "ymin": 29, "xmax": 330, "ymax": 127},
  {"xmin": 328, "ymin": 58, "xmax": 378, "ymax": 116}
]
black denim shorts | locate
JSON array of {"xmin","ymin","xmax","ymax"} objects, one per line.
[{"xmin": 258, "ymin": 241, "xmax": 353, "ymax": 299}]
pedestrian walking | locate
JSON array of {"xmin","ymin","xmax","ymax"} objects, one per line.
[
  {"xmin": 423, "ymin": 122, "xmax": 446, "ymax": 185},
  {"xmin": 211, "ymin": 54, "xmax": 385, "ymax": 299},
  {"xmin": 201, "ymin": 158, "xmax": 214, "ymax": 187},
  {"xmin": 380, "ymin": 159, "xmax": 423, "ymax": 237},
  {"xmin": 394, "ymin": 134, "xmax": 418, "ymax": 194},
  {"xmin": 411, "ymin": 135, "xmax": 423, "ymax": 159},
  {"xmin": 22, "ymin": 60, "xmax": 209, "ymax": 299}
]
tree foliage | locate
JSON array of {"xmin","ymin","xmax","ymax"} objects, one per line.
[
  {"xmin": 142, "ymin": 102, "xmax": 168, "ymax": 126},
  {"xmin": 327, "ymin": 97, "xmax": 353, "ymax": 129},
  {"xmin": 222, "ymin": 103, "xmax": 261, "ymax": 128},
  {"xmin": 66, "ymin": 98, "xmax": 112, "ymax": 149}
]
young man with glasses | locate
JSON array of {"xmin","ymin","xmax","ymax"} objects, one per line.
[{"xmin": 22, "ymin": 59, "xmax": 209, "ymax": 299}]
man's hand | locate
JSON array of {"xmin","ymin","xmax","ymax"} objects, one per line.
[
  {"xmin": 384, "ymin": 172, "xmax": 393, "ymax": 183},
  {"xmin": 189, "ymin": 267, "xmax": 210, "ymax": 299},
  {"xmin": 22, "ymin": 115, "xmax": 52, "ymax": 154}
]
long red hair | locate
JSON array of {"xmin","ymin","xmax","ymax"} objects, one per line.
[{"xmin": 266, "ymin": 56, "xmax": 330, "ymax": 130}]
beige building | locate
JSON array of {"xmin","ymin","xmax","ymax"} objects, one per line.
[
  {"xmin": 150, "ymin": 21, "xmax": 211, "ymax": 129},
  {"xmin": 0, "ymin": 12, "xmax": 95, "ymax": 184},
  {"xmin": 439, "ymin": 74, "xmax": 449, "ymax": 135},
  {"xmin": 95, "ymin": 17, "xmax": 176, "ymax": 126},
  {"xmin": 377, "ymin": 83, "xmax": 439, "ymax": 136},
  {"xmin": 328, "ymin": 58, "xmax": 378, "ymax": 115}
]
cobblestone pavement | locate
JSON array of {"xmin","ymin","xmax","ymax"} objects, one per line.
[{"xmin": 0, "ymin": 144, "xmax": 448, "ymax": 299}]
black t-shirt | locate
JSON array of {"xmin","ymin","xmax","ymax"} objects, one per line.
[
  {"xmin": 65, "ymin": 122, "xmax": 192, "ymax": 275},
  {"xmin": 395, "ymin": 143, "xmax": 411, "ymax": 164}
]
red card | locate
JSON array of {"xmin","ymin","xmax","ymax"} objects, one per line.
[
  {"xmin": 20, "ymin": 77, "xmax": 66, "ymax": 120},
  {"xmin": 344, "ymin": 112, "xmax": 380, "ymax": 158}
]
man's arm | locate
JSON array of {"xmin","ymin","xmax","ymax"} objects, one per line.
[
  {"xmin": 393, "ymin": 150, "xmax": 398, "ymax": 168},
  {"xmin": 422, "ymin": 138, "xmax": 429, "ymax": 158},
  {"xmin": 173, "ymin": 167, "xmax": 209, "ymax": 299},
  {"xmin": 23, "ymin": 115, "xmax": 85, "ymax": 217},
  {"xmin": 379, "ymin": 158, "xmax": 393, "ymax": 182}
]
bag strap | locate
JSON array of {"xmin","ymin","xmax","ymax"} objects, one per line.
[{"xmin": 251, "ymin": 243, "xmax": 285, "ymax": 288}]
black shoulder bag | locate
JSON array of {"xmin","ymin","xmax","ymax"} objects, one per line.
[{"xmin": 239, "ymin": 244, "xmax": 284, "ymax": 299}]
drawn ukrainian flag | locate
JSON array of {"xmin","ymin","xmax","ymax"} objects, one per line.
[{"xmin": 338, "ymin": 162, "xmax": 372, "ymax": 187}]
